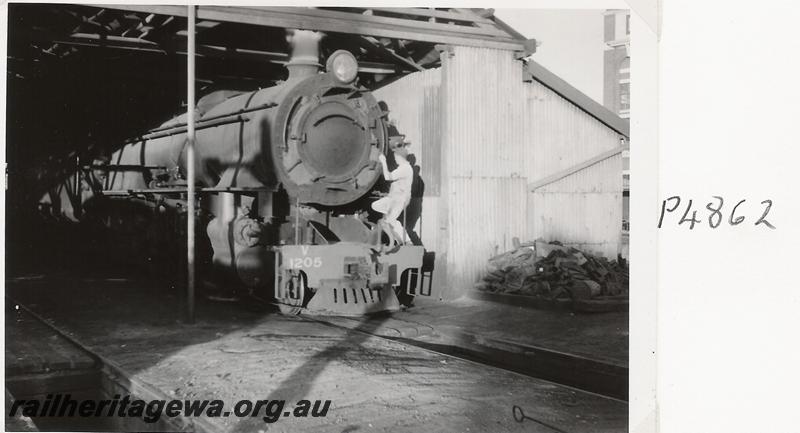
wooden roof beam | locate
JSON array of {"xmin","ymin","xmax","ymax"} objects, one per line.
[
  {"xmin": 91, "ymin": 5, "xmax": 526, "ymax": 51},
  {"xmin": 358, "ymin": 36, "xmax": 424, "ymax": 72},
  {"xmin": 50, "ymin": 34, "xmax": 402, "ymax": 75},
  {"xmin": 361, "ymin": 7, "xmax": 495, "ymax": 25}
]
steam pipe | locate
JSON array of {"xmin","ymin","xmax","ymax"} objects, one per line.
[
  {"xmin": 123, "ymin": 115, "xmax": 251, "ymax": 145},
  {"xmin": 140, "ymin": 101, "xmax": 277, "ymax": 136}
]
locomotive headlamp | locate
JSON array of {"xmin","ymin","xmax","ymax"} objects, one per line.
[{"xmin": 326, "ymin": 50, "xmax": 359, "ymax": 84}]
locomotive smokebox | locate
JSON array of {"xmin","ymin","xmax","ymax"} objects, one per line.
[{"xmin": 270, "ymin": 43, "xmax": 389, "ymax": 206}]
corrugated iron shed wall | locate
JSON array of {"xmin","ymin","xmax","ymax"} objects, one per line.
[
  {"xmin": 440, "ymin": 46, "xmax": 528, "ymax": 295},
  {"xmin": 373, "ymin": 69, "xmax": 442, "ymax": 196},
  {"xmin": 373, "ymin": 69, "xmax": 443, "ymax": 260},
  {"xmin": 525, "ymin": 80, "xmax": 624, "ymax": 258},
  {"xmin": 373, "ymin": 47, "xmax": 624, "ymax": 296},
  {"xmin": 449, "ymin": 176, "xmax": 528, "ymax": 290},
  {"xmin": 441, "ymin": 47, "xmax": 526, "ymax": 178}
]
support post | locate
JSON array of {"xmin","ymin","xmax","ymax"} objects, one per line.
[
  {"xmin": 186, "ymin": 4, "xmax": 196, "ymax": 323},
  {"xmin": 74, "ymin": 156, "xmax": 82, "ymax": 219}
]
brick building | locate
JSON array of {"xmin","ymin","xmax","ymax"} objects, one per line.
[{"xmin": 603, "ymin": 9, "xmax": 631, "ymax": 251}]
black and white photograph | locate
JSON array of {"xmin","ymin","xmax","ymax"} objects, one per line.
[{"xmin": 2, "ymin": 3, "xmax": 639, "ymax": 432}]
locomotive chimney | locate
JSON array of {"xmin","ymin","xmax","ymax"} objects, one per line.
[{"xmin": 285, "ymin": 29, "xmax": 323, "ymax": 80}]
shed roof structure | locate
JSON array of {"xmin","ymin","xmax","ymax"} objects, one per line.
[
  {"xmin": 526, "ymin": 61, "xmax": 630, "ymax": 138},
  {"xmin": 9, "ymin": 5, "xmax": 626, "ymax": 133},
  {"xmin": 9, "ymin": 5, "xmax": 534, "ymax": 88}
]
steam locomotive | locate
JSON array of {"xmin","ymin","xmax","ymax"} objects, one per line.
[{"xmin": 38, "ymin": 30, "xmax": 431, "ymax": 315}]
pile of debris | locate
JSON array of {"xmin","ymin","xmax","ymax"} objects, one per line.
[{"xmin": 476, "ymin": 240, "xmax": 628, "ymax": 302}]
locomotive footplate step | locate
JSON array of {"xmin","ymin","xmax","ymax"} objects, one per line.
[{"xmin": 7, "ymin": 276, "xmax": 627, "ymax": 433}]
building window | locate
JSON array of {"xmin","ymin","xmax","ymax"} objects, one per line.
[
  {"xmin": 618, "ymin": 57, "xmax": 630, "ymax": 76},
  {"xmin": 620, "ymin": 82, "xmax": 630, "ymax": 111},
  {"xmin": 618, "ymin": 57, "xmax": 630, "ymax": 114},
  {"xmin": 626, "ymin": 14, "xmax": 630, "ymax": 35},
  {"xmin": 622, "ymin": 192, "xmax": 630, "ymax": 232}
]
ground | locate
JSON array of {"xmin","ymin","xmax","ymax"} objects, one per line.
[{"xmin": 6, "ymin": 272, "xmax": 627, "ymax": 433}]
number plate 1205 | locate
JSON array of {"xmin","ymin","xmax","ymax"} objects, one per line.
[{"xmin": 288, "ymin": 257, "xmax": 322, "ymax": 269}]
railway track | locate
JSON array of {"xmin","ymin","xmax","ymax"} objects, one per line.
[
  {"xmin": 6, "ymin": 279, "xmax": 628, "ymax": 433},
  {"xmin": 268, "ymin": 297, "xmax": 628, "ymax": 402}
]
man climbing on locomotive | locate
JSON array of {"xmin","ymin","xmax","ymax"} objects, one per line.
[{"xmin": 373, "ymin": 134, "xmax": 413, "ymax": 246}]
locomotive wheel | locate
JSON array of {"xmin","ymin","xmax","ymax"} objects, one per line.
[{"xmin": 277, "ymin": 271, "xmax": 306, "ymax": 315}]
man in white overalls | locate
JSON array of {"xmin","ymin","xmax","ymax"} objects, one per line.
[{"xmin": 372, "ymin": 135, "xmax": 413, "ymax": 245}]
